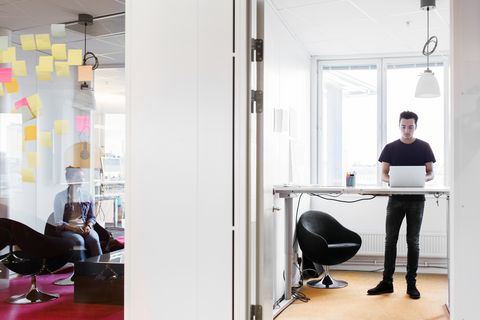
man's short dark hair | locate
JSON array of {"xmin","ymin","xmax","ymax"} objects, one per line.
[{"xmin": 399, "ymin": 111, "xmax": 418, "ymax": 126}]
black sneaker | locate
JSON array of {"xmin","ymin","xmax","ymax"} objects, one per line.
[
  {"xmin": 367, "ymin": 281, "xmax": 394, "ymax": 295},
  {"xmin": 407, "ymin": 283, "xmax": 421, "ymax": 299}
]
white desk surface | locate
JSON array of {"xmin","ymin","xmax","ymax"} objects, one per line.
[{"xmin": 273, "ymin": 185, "xmax": 450, "ymax": 196}]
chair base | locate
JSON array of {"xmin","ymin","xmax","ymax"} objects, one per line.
[
  {"xmin": 7, "ymin": 287, "xmax": 58, "ymax": 304},
  {"xmin": 7, "ymin": 275, "xmax": 59, "ymax": 304},
  {"xmin": 307, "ymin": 266, "xmax": 348, "ymax": 289},
  {"xmin": 54, "ymin": 272, "xmax": 74, "ymax": 286}
]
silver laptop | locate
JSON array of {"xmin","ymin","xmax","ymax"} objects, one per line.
[{"xmin": 389, "ymin": 166, "xmax": 426, "ymax": 187}]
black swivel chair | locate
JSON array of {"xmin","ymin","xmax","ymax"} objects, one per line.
[
  {"xmin": 0, "ymin": 218, "xmax": 75, "ymax": 304},
  {"xmin": 297, "ymin": 210, "xmax": 362, "ymax": 289}
]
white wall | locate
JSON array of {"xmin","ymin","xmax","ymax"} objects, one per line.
[
  {"xmin": 451, "ymin": 0, "xmax": 480, "ymax": 318},
  {"xmin": 126, "ymin": 1, "xmax": 238, "ymax": 319},
  {"xmin": 263, "ymin": 0, "xmax": 311, "ymax": 306}
]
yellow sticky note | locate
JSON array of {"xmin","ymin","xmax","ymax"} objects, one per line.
[
  {"xmin": 21, "ymin": 168, "xmax": 35, "ymax": 183},
  {"xmin": 39, "ymin": 131, "xmax": 52, "ymax": 148},
  {"xmin": 27, "ymin": 94, "xmax": 42, "ymax": 116},
  {"xmin": 38, "ymin": 56, "xmax": 53, "ymax": 72},
  {"xmin": 54, "ymin": 120, "xmax": 69, "ymax": 135},
  {"xmin": 67, "ymin": 49, "xmax": 83, "ymax": 66},
  {"xmin": 36, "ymin": 66, "xmax": 52, "ymax": 81},
  {"xmin": 20, "ymin": 34, "xmax": 36, "ymax": 51},
  {"xmin": 51, "ymin": 43, "xmax": 67, "ymax": 60},
  {"xmin": 3, "ymin": 47, "xmax": 16, "ymax": 63},
  {"xmin": 35, "ymin": 34, "xmax": 51, "ymax": 51},
  {"xmin": 0, "ymin": 83, "xmax": 3, "ymax": 96},
  {"xmin": 55, "ymin": 61, "xmax": 69, "ymax": 77},
  {"xmin": 78, "ymin": 65, "xmax": 93, "ymax": 81},
  {"xmin": 5, "ymin": 78, "xmax": 18, "ymax": 93},
  {"xmin": 12, "ymin": 60, "xmax": 27, "ymax": 76},
  {"xmin": 27, "ymin": 152, "xmax": 37, "ymax": 168},
  {"xmin": 24, "ymin": 125, "xmax": 37, "ymax": 141}
]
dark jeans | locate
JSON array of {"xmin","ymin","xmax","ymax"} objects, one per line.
[{"xmin": 383, "ymin": 197, "xmax": 425, "ymax": 284}]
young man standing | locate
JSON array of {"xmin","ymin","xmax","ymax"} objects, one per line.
[{"xmin": 367, "ymin": 111, "xmax": 435, "ymax": 299}]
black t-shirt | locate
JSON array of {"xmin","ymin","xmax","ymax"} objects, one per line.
[{"xmin": 379, "ymin": 138, "xmax": 436, "ymax": 200}]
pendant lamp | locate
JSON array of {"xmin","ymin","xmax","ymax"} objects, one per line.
[{"xmin": 415, "ymin": 0, "xmax": 440, "ymax": 98}]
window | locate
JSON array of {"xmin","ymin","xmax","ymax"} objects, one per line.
[{"xmin": 317, "ymin": 58, "xmax": 447, "ymax": 186}]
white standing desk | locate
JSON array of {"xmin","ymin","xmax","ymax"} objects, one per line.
[{"xmin": 272, "ymin": 185, "xmax": 450, "ymax": 317}]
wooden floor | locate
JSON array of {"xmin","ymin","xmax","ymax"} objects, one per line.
[{"xmin": 276, "ymin": 271, "xmax": 449, "ymax": 320}]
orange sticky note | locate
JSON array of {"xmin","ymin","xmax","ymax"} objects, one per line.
[
  {"xmin": 24, "ymin": 125, "xmax": 37, "ymax": 140},
  {"xmin": 5, "ymin": 78, "xmax": 18, "ymax": 93},
  {"xmin": 78, "ymin": 65, "xmax": 93, "ymax": 81}
]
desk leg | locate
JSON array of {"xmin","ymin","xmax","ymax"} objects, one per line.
[
  {"xmin": 113, "ymin": 197, "xmax": 118, "ymax": 228},
  {"xmin": 284, "ymin": 196, "xmax": 293, "ymax": 300}
]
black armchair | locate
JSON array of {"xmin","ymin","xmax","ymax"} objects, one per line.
[
  {"xmin": 297, "ymin": 210, "xmax": 362, "ymax": 289},
  {"xmin": 0, "ymin": 218, "xmax": 75, "ymax": 304}
]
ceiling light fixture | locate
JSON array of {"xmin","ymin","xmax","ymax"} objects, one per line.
[
  {"xmin": 415, "ymin": 0, "xmax": 440, "ymax": 98},
  {"xmin": 78, "ymin": 14, "xmax": 99, "ymax": 90}
]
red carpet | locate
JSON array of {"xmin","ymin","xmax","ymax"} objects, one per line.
[{"xmin": 0, "ymin": 268, "xmax": 124, "ymax": 320}]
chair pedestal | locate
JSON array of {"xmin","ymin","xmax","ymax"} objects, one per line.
[
  {"xmin": 7, "ymin": 275, "xmax": 59, "ymax": 304},
  {"xmin": 306, "ymin": 266, "xmax": 348, "ymax": 289}
]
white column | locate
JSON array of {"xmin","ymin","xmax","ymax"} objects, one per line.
[{"xmin": 451, "ymin": 0, "xmax": 480, "ymax": 318}]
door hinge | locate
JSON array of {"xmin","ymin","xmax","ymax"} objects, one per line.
[
  {"xmin": 250, "ymin": 304, "xmax": 262, "ymax": 320},
  {"xmin": 251, "ymin": 38, "xmax": 264, "ymax": 62},
  {"xmin": 250, "ymin": 90, "xmax": 263, "ymax": 114}
]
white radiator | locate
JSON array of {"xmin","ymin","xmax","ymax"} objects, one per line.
[{"xmin": 357, "ymin": 233, "xmax": 447, "ymax": 258}]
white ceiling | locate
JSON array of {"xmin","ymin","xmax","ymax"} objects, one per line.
[{"xmin": 270, "ymin": 0, "xmax": 450, "ymax": 57}]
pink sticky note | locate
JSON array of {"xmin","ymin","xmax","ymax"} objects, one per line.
[
  {"xmin": 15, "ymin": 97, "xmax": 30, "ymax": 111},
  {"xmin": 76, "ymin": 115, "xmax": 90, "ymax": 132},
  {"xmin": 0, "ymin": 68, "xmax": 12, "ymax": 83}
]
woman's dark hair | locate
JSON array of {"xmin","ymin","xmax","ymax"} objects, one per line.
[{"xmin": 399, "ymin": 111, "xmax": 418, "ymax": 125}]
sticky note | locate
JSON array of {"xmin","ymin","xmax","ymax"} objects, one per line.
[
  {"xmin": 35, "ymin": 34, "xmax": 51, "ymax": 50},
  {"xmin": 27, "ymin": 94, "xmax": 42, "ymax": 116},
  {"xmin": 21, "ymin": 168, "xmax": 35, "ymax": 183},
  {"xmin": 2, "ymin": 47, "xmax": 16, "ymax": 63},
  {"xmin": 76, "ymin": 115, "xmax": 90, "ymax": 132},
  {"xmin": 27, "ymin": 152, "xmax": 37, "ymax": 168},
  {"xmin": 20, "ymin": 34, "xmax": 36, "ymax": 51},
  {"xmin": 0, "ymin": 68, "xmax": 12, "ymax": 83},
  {"xmin": 24, "ymin": 125, "xmax": 37, "ymax": 140},
  {"xmin": 67, "ymin": 49, "xmax": 83, "ymax": 65},
  {"xmin": 52, "ymin": 43, "xmax": 67, "ymax": 60},
  {"xmin": 0, "ymin": 36, "xmax": 8, "ymax": 50},
  {"xmin": 5, "ymin": 78, "xmax": 18, "ymax": 93},
  {"xmin": 54, "ymin": 120, "xmax": 69, "ymax": 135},
  {"xmin": 0, "ymin": 83, "xmax": 3, "ymax": 96},
  {"xmin": 51, "ymin": 24, "xmax": 66, "ymax": 38},
  {"xmin": 12, "ymin": 60, "xmax": 27, "ymax": 76},
  {"xmin": 39, "ymin": 131, "xmax": 52, "ymax": 148},
  {"xmin": 14, "ymin": 97, "xmax": 29, "ymax": 110},
  {"xmin": 36, "ymin": 66, "xmax": 52, "ymax": 81},
  {"xmin": 55, "ymin": 61, "xmax": 69, "ymax": 77},
  {"xmin": 78, "ymin": 65, "xmax": 93, "ymax": 81},
  {"xmin": 38, "ymin": 56, "xmax": 53, "ymax": 72}
]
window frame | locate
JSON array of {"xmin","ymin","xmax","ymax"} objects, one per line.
[{"xmin": 313, "ymin": 55, "xmax": 450, "ymax": 186}]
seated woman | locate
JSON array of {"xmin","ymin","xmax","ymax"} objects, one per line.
[{"xmin": 53, "ymin": 166, "xmax": 102, "ymax": 260}]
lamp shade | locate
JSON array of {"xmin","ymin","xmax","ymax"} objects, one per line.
[{"xmin": 415, "ymin": 69, "xmax": 440, "ymax": 98}]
